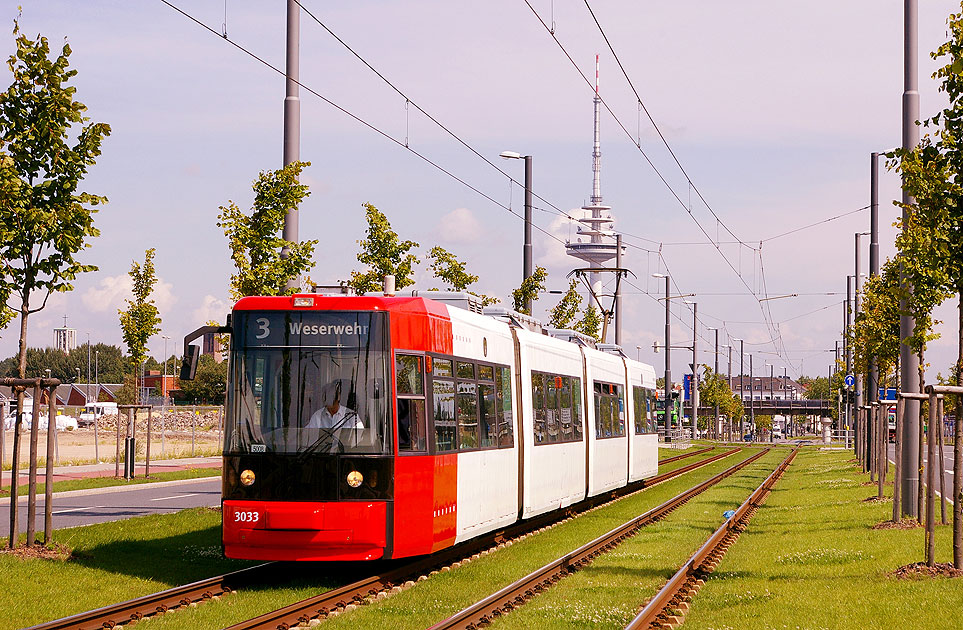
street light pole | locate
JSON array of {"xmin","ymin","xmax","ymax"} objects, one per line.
[
  {"xmin": 86, "ymin": 333, "xmax": 90, "ymax": 406},
  {"xmin": 653, "ymin": 274, "xmax": 672, "ymax": 437},
  {"xmin": 162, "ymin": 335, "xmax": 171, "ymax": 409},
  {"xmin": 500, "ymin": 151, "xmax": 533, "ymax": 313},
  {"xmin": 707, "ymin": 327, "xmax": 719, "ymax": 439},
  {"xmin": 685, "ymin": 301, "xmax": 698, "ymax": 440},
  {"xmin": 749, "ymin": 354, "xmax": 755, "ymax": 440}
]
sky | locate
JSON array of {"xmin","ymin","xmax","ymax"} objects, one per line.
[{"xmin": 1, "ymin": 0, "xmax": 961, "ymax": 385}]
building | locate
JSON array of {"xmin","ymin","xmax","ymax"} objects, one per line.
[
  {"xmin": 52, "ymin": 316, "xmax": 77, "ymax": 353},
  {"xmin": 730, "ymin": 375, "xmax": 802, "ymax": 401}
]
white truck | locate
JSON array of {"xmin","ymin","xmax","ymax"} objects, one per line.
[{"xmin": 79, "ymin": 402, "xmax": 118, "ymax": 427}]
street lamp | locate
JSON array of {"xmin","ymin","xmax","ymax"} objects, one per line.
[
  {"xmin": 652, "ymin": 273, "xmax": 671, "ymax": 436},
  {"xmin": 500, "ymin": 151, "xmax": 533, "ymax": 313},
  {"xmin": 683, "ymin": 300, "xmax": 698, "ymax": 440},
  {"xmin": 707, "ymin": 327, "xmax": 720, "ymax": 439},
  {"xmin": 636, "ymin": 345, "xmax": 642, "ymax": 361}
]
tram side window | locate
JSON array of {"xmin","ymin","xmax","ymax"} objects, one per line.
[
  {"xmin": 545, "ymin": 375, "xmax": 559, "ymax": 443},
  {"xmin": 594, "ymin": 381, "xmax": 625, "ymax": 439},
  {"xmin": 479, "ymin": 383, "xmax": 496, "ymax": 447},
  {"xmin": 532, "ymin": 372, "xmax": 546, "ymax": 444},
  {"xmin": 632, "ymin": 386, "xmax": 657, "ymax": 434},
  {"xmin": 433, "ymin": 379, "xmax": 456, "ymax": 452},
  {"xmin": 530, "ymin": 370, "xmax": 583, "ymax": 446},
  {"xmin": 559, "ymin": 376, "xmax": 573, "ymax": 441},
  {"xmin": 496, "ymin": 366, "xmax": 514, "ymax": 447},
  {"xmin": 397, "ymin": 354, "xmax": 427, "ymax": 452},
  {"xmin": 457, "ymin": 382, "xmax": 479, "ymax": 449},
  {"xmin": 572, "ymin": 377, "xmax": 583, "ymax": 440}
]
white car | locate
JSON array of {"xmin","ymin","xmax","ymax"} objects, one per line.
[{"xmin": 6, "ymin": 413, "xmax": 78, "ymax": 431}]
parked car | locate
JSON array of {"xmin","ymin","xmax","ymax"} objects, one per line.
[{"xmin": 743, "ymin": 433, "xmax": 754, "ymax": 442}]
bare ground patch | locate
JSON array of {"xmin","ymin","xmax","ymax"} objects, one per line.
[
  {"xmin": 872, "ymin": 518, "xmax": 921, "ymax": 530},
  {"xmin": 890, "ymin": 562, "xmax": 963, "ymax": 579}
]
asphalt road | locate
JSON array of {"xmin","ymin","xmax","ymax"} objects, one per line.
[
  {"xmin": 0, "ymin": 477, "xmax": 221, "ymax": 532},
  {"xmin": 887, "ymin": 443, "xmax": 957, "ymax": 496}
]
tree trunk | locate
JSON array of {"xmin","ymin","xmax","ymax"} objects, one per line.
[
  {"xmin": 894, "ymin": 395, "xmax": 903, "ymax": 523},
  {"xmin": 954, "ymin": 297, "xmax": 963, "ymax": 568},
  {"xmin": 939, "ymin": 402, "xmax": 947, "ymax": 525},
  {"xmin": 8, "ymin": 301, "xmax": 30, "ymax": 548},
  {"xmin": 919, "ymin": 357, "xmax": 926, "ymax": 525},
  {"xmin": 927, "ymin": 392, "xmax": 938, "ymax": 567}
]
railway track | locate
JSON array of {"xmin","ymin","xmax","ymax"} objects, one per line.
[
  {"xmin": 25, "ymin": 446, "xmax": 740, "ymax": 630},
  {"xmin": 657, "ymin": 446, "xmax": 713, "ymax": 465},
  {"xmin": 25, "ymin": 563, "xmax": 275, "ymax": 630},
  {"xmin": 427, "ymin": 448, "xmax": 771, "ymax": 630},
  {"xmin": 625, "ymin": 447, "xmax": 799, "ymax": 629}
]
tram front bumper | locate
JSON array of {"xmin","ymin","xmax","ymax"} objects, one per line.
[{"xmin": 222, "ymin": 500, "xmax": 387, "ymax": 561}]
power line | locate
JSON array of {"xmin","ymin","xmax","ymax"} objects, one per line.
[{"xmin": 762, "ymin": 205, "xmax": 871, "ymax": 243}]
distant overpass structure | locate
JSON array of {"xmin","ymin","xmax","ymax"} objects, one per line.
[{"xmin": 699, "ymin": 399, "xmax": 833, "ymax": 417}]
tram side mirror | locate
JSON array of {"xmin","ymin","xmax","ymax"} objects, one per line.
[{"xmin": 181, "ymin": 345, "xmax": 200, "ymax": 381}]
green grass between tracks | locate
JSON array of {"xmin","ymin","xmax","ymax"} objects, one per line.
[
  {"xmin": 0, "ymin": 507, "xmax": 257, "ymax": 629},
  {"xmin": 683, "ymin": 448, "xmax": 963, "ymax": 630},
  {"xmin": 0, "ymin": 446, "xmax": 752, "ymax": 629},
  {"xmin": 0, "ymin": 466, "xmax": 222, "ymax": 499},
  {"xmin": 115, "ymin": 447, "xmax": 760, "ymax": 630}
]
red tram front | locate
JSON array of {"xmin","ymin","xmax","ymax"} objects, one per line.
[{"xmin": 221, "ymin": 294, "xmax": 455, "ymax": 561}]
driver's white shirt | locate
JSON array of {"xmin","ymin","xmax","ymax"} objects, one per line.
[{"xmin": 307, "ymin": 405, "xmax": 363, "ymax": 429}]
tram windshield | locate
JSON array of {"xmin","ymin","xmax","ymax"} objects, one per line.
[{"xmin": 225, "ymin": 311, "xmax": 390, "ymax": 455}]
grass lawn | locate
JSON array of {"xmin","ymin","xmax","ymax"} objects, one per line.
[
  {"xmin": 684, "ymin": 448, "xmax": 963, "ymax": 629},
  {"xmin": 130, "ymin": 449, "xmax": 762, "ymax": 630},
  {"xmin": 0, "ymin": 466, "xmax": 222, "ymax": 498},
  {"xmin": 0, "ymin": 507, "xmax": 257, "ymax": 629}
]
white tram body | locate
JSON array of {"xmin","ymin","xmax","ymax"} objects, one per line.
[{"xmin": 221, "ymin": 293, "xmax": 661, "ymax": 561}]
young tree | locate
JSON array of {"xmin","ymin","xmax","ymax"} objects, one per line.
[
  {"xmin": 0, "ymin": 23, "xmax": 110, "ymax": 378},
  {"xmin": 548, "ymin": 279, "xmax": 582, "ymax": 329},
  {"xmin": 349, "ymin": 203, "xmax": 419, "ymax": 295},
  {"xmin": 511, "ymin": 266, "xmax": 547, "ymax": 315},
  {"xmin": 574, "ymin": 303, "xmax": 601, "ymax": 341},
  {"xmin": 426, "ymin": 246, "xmax": 497, "ymax": 305},
  {"xmin": 888, "ymin": 6, "xmax": 963, "ymax": 566},
  {"xmin": 118, "ymin": 249, "xmax": 161, "ymax": 403},
  {"xmin": 217, "ymin": 161, "xmax": 317, "ymax": 299}
]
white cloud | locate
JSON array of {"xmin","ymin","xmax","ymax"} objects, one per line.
[
  {"xmin": 82, "ymin": 274, "xmax": 177, "ymax": 315},
  {"xmin": 435, "ymin": 208, "xmax": 483, "ymax": 245},
  {"xmin": 192, "ymin": 295, "xmax": 231, "ymax": 326}
]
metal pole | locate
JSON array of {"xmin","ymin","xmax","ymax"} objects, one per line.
[
  {"xmin": 770, "ymin": 363, "xmax": 774, "ymax": 441},
  {"xmin": 727, "ymin": 343, "xmax": 733, "ymax": 441},
  {"xmin": 663, "ymin": 276, "xmax": 671, "ymax": 437},
  {"xmin": 856, "ymin": 234, "xmax": 868, "ymax": 458},
  {"xmin": 691, "ymin": 303, "xmax": 698, "ymax": 439},
  {"xmin": 900, "ymin": 0, "xmax": 921, "ymax": 519},
  {"xmin": 750, "ymin": 354, "xmax": 755, "ymax": 439},
  {"xmin": 43, "ymin": 385, "xmax": 55, "ymax": 545},
  {"xmin": 713, "ymin": 329, "xmax": 719, "ymax": 439},
  {"xmin": 869, "ymin": 152, "xmax": 880, "ymax": 452},
  {"xmin": 739, "ymin": 339, "xmax": 744, "ymax": 437},
  {"xmin": 846, "ymin": 276, "xmax": 853, "ymax": 451},
  {"xmin": 615, "ymin": 234, "xmax": 622, "ymax": 345},
  {"xmin": 524, "ymin": 155, "xmax": 533, "ymax": 313},
  {"xmin": 86, "ymin": 335, "xmax": 90, "ymax": 406},
  {"xmin": 281, "ymin": 0, "xmax": 301, "ymax": 291},
  {"xmin": 94, "ymin": 350, "xmax": 99, "ymax": 462}
]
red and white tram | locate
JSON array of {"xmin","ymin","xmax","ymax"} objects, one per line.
[{"xmin": 208, "ymin": 292, "xmax": 660, "ymax": 562}]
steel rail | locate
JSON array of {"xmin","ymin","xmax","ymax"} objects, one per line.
[
  {"xmin": 428, "ymin": 448, "xmax": 770, "ymax": 630},
  {"xmin": 223, "ymin": 448, "xmax": 745, "ymax": 630},
  {"xmin": 30, "ymin": 446, "xmax": 740, "ymax": 630},
  {"xmin": 657, "ymin": 446, "xmax": 713, "ymax": 465},
  {"xmin": 625, "ymin": 447, "xmax": 799, "ymax": 630},
  {"xmin": 24, "ymin": 563, "xmax": 275, "ymax": 630}
]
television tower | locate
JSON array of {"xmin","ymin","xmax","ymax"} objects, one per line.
[{"xmin": 565, "ymin": 55, "xmax": 618, "ymax": 297}]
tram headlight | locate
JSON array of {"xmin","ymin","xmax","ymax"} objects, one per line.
[
  {"xmin": 240, "ymin": 469, "xmax": 256, "ymax": 486},
  {"xmin": 346, "ymin": 469, "xmax": 364, "ymax": 488}
]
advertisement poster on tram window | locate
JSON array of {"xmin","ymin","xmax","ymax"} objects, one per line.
[{"xmin": 234, "ymin": 311, "xmax": 385, "ymax": 349}]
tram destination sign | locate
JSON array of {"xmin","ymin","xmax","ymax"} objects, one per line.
[{"xmin": 234, "ymin": 311, "xmax": 385, "ymax": 349}]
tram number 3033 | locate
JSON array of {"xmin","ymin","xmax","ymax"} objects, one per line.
[{"xmin": 233, "ymin": 510, "xmax": 261, "ymax": 523}]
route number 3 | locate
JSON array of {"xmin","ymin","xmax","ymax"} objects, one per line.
[
  {"xmin": 235, "ymin": 511, "xmax": 260, "ymax": 523},
  {"xmin": 255, "ymin": 318, "xmax": 270, "ymax": 339}
]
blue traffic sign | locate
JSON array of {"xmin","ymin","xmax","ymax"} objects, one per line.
[{"xmin": 844, "ymin": 374, "xmax": 855, "ymax": 388}]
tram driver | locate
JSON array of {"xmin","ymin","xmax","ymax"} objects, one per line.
[{"xmin": 307, "ymin": 380, "xmax": 363, "ymax": 430}]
